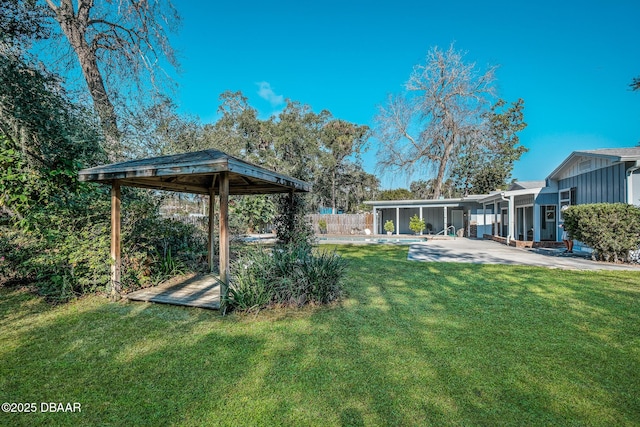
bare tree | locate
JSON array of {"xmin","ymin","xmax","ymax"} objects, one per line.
[
  {"xmin": 43, "ymin": 0, "xmax": 180, "ymax": 159},
  {"xmin": 375, "ymin": 44, "xmax": 496, "ymax": 199}
]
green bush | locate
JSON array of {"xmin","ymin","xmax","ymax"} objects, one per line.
[
  {"xmin": 273, "ymin": 192, "xmax": 316, "ymax": 250},
  {"xmin": 0, "ymin": 48, "xmax": 208, "ymax": 302},
  {"xmin": 384, "ymin": 220, "xmax": 395, "ymax": 233},
  {"xmin": 563, "ymin": 203, "xmax": 640, "ymax": 263},
  {"xmin": 317, "ymin": 218, "xmax": 327, "ymax": 234},
  {"xmin": 0, "ymin": 187, "xmax": 208, "ymax": 301},
  {"xmin": 409, "ymin": 214, "xmax": 425, "ymax": 234},
  {"xmin": 118, "ymin": 193, "xmax": 208, "ymax": 292},
  {"xmin": 224, "ymin": 244, "xmax": 347, "ymax": 312}
]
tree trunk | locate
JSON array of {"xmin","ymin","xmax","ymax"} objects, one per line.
[
  {"xmin": 77, "ymin": 43, "xmax": 121, "ymax": 159},
  {"xmin": 331, "ymin": 169, "xmax": 336, "ymax": 214},
  {"xmin": 432, "ymin": 138, "xmax": 454, "ymax": 200},
  {"xmin": 47, "ymin": 0, "xmax": 122, "ymax": 160}
]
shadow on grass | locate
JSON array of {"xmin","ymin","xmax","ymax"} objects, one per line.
[{"xmin": 1, "ymin": 244, "xmax": 639, "ymax": 426}]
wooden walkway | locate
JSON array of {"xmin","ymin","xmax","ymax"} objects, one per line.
[{"xmin": 126, "ymin": 274, "xmax": 221, "ymax": 310}]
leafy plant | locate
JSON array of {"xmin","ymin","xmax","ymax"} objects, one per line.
[
  {"xmin": 409, "ymin": 214, "xmax": 425, "ymax": 234},
  {"xmin": 231, "ymin": 195, "xmax": 275, "ymax": 233},
  {"xmin": 317, "ymin": 218, "xmax": 327, "ymax": 234},
  {"xmin": 224, "ymin": 244, "xmax": 346, "ymax": 313},
  {"xmin": 563, "ymin": 203, "xmax": 640, "ymax": 263},
  {"xmin": 384, "ymin": 220, "xmax": 395, "ymax": 233},
  {"xmin": 273, "ymin": 192, "xmax": 316, "ymax": 250}
]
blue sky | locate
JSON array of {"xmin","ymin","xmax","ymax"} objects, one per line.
[{"xmin": 172, "ymin": 0, "xmax": 640, "ymax": 189}]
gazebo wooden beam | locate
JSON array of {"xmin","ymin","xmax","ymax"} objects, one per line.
[
  {"xmin": 110, "ymin": 181, "xmax": 122, "ymax": 299},
  {"xmin": 219, "ymin": 172, "xmax": 230, "ymax": 298},
  {"xmin": 208, "ymin": 187, "xmax": 215, "ymax": 273}
]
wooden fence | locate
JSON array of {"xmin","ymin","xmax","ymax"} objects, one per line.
[
  {"xmin": 307, "ymin": 213, "xmax": 373, "ymax": 235},
  {"xmin": 167, "ymin": 213, "xmax": 374, "ymax": 235}
]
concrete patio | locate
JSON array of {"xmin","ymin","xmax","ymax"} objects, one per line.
[{"xmin": 408, "ymin": 238, "xmax": 640, "ymax": 271}]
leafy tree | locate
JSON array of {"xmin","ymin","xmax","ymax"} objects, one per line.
[
  {"xmin": 272, "ymin": 100, "xmax": 329, "ymax": 181},
  {"xmin": 200, "ymin": 92, "xmax": 377, "ymax": 215},
  {"xmin": 375, "ymin": 44, "xmax": 496, "ymax": 199},
  {"xmin": 0, "ymin": 53, "xmax": 105, "ymax": 217},
  {"xmin": 0, "ymin": 0, "xmax": 50, "ymax": 50},
  {"xmin": 338, "ymin": 164, "xmax": 379, "ymax": 212},
  {"xmin": 451, "ymin": 99, "xmax": 528, "ymax": 194},
  {"xmin": 378, "ymin": 188, "xmax": 413, "ymax": 200},
  {"xmin": 0, "ymin": 32, "xmax": 205, "ymax": 301},
  {"xmin": 204, "ymin": 91, "xmax": 274, "ymax": 164},
  {"xmin": 321, "ymin": 119, "xmax": 369, "ymax": 213},
  {"xmin": 410, "ymin": 178, "xmax": 460, "ymax": 199},
  {"xmin": 0, "ymin": 44, "xmax": 112, "ymax": 300},
  {"xmin": 122, "ymin": 98, "xmax": 205, "ymax": 158},
  {"xmin": 314, "ymin": 161, "xmax": 379, "ymax": 212},
  {"xmin": 42, "ymin": 0, "xmax": 181, "ymax": 159}
]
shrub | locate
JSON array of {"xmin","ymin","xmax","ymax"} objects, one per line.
[
  {"xmin": 273, "ymin": 193, "xmax": 316, "ymax": 250},
  {"xmin": 224, "ymin": 244, "xmax": 347, "ymax": 313},
  {"xmin": 563, "ymin": 203, "xmax": 640, "ymax": 263},
  {"xmin": 384, "ymin": 220, "xmax": 395, "ymax": 233},
  {"xmin": 0, "ymin": 187, "xmax": 208, "ymax": 301},
  {"xmin": 317, "ymin": 218, "xmax": 327, "ymax": 234},
  {"xmin": 409, "ymin": 214, "xmax": 425, "ymax": 234}
]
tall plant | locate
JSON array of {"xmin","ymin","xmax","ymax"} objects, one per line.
[
  {"xmin": 409, "ymin": 215, "xmax": 425, "ymax": 234},
  {"xmin": 563, "ymin": 204, "xmax": 640, "ymax": 263},
  {"xmin": 273, "ymin": 192, "xmax": 315, "ymax": 251}
]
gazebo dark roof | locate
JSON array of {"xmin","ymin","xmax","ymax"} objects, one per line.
[{"xmin": 78, "ymin": 149, "xmax": 311, "ymax": 194}]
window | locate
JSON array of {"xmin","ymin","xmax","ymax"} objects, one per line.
[
  {"xmin": 545, "ymin": 206, "xmax": 555, "ymax": 221},
  {"xmin": 560, "ymin": 187, "xmax": 576, "ymax": 219}
]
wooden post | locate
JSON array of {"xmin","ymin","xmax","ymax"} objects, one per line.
[
  {"xmin": 207, "ymin": 186, "xmax": 216, "ymax": 273},
  {"xmin": 443, "ymin": 206, "xmax": 448, "ymax": 235},
  {"xmin": 110, "ymin": 181, "xmax": 121, "ymax": 300},
  {"xmin": 219, "ymin": 172, "xmax": 229, "ymax": 298}
]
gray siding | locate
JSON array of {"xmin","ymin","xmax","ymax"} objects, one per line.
[
  {"xmin": 515, "ymin": 194, "xmax": 534, "ymax": 206},
  {"xmin": 536, "ymin": 192, "xmax": 558, "ymax": 205},
  {"xmin": 558, "ymin": 163, "xmax": 627, "ymax": 204},
  {"xmin": 633, "ymin": 170, "xmax": 640, "ymax": 205},
  {"xmin": 378, "ymin": 207, "xmax": 445, "ymax": 234}
]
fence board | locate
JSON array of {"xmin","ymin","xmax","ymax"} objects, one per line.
[{"xmin": 307, "ymin": 213, "xmax": 373, "ymax": 235}]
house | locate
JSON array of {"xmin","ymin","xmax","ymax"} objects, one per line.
[
  {"xmin": 366, "ymin": 147, "xmax": 640, "ymax": 246},
  {"xmin": 367, "ymin": 195, "xmax": 486, "ymax": 236}
]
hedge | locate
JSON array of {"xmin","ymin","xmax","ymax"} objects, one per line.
[{"xmin": 562, "ymin": 203, "xmax": 640, "ymax": 263}]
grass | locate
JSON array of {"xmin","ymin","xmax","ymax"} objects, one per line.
[{"xmin": 1, "ymin": 244, "xmax": 639, "ymax": 426}]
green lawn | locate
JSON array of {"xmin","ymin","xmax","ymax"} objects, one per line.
[{"xmin": 1, "ymin": 244, "xmax": 639, "ymax": 426}]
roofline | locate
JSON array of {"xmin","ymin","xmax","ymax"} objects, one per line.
[
  {"xmin": 364, "ymin": 196, "xmax": 485, "ymax": 207},
  {"xmin": 546, "ymin": 150, "xmax": 640, "ymax": 181},
  {"xmin": 478, "ymin": 186, "xmax": 548, "ymax": 203}
]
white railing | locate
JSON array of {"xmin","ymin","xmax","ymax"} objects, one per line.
[{"xmin": 435, "ymin": 225, "xmax": 456, "ymax": 237}]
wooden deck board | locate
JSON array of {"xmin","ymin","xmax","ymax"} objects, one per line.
[{"xmin": 126, "ymin": 274, "xmax": 221, "ymax": 310}]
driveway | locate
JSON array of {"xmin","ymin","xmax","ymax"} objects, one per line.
[{"xmin": 408, "ymin": 238, "xmax": 640, "ymax": 271}]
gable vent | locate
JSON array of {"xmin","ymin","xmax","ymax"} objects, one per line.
[{"xmin": 579, "ymin": 159, "xmax": 592, "ymax": 171}]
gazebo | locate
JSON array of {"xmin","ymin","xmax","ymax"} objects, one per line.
[{"xmin": 78, "ymin": 149, "xmax": 311, "ymax": 303}]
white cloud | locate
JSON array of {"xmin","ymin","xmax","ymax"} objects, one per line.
[{"xmin": 256, "ymin": 81, "xmax": 284, "ymax": 107}]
